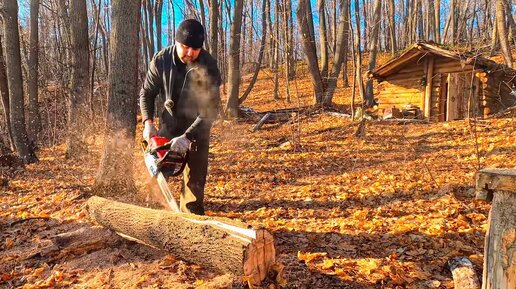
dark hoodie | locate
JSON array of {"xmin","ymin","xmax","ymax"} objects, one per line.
[{"xmin": 139, "ymin": 44, "xmax": 221, "ymax": 142}]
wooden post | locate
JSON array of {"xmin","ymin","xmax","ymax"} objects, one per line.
[
  {"xmin": 475, "ymin": 169, "xmax": 516, "ymax": 289},
  {"xmin": 424, "ymin": 56, "xmax": 434, "ymax": 118},
  {"xmin": 86, "ymin": 196, "xmax": 276, "ymax": 285}
]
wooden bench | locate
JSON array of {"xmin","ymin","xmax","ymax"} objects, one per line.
[{"xmin": 475, "ymin": 169, "xmax": 516, "ymax": 289}]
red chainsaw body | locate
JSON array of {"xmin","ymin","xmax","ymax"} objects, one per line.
[{"xmin": 148, "ymin": 136, "xmax": 171, "ymax": 159}]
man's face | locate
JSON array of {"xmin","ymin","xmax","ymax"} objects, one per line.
[{"xmin": 176, "ymin": 42, "xmax": 201, "ymax": 64}]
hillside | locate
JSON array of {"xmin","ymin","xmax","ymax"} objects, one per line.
[{"xmin": 1, "ymin": 58, "xmax": 516, "ymax": 288}]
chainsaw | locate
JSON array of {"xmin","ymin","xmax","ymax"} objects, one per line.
[{"xmin": 142, "ymin": 136, "xmax": 188, "ymax": 212}]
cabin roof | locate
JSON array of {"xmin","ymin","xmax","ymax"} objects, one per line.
[{"xmin": 369, "ymin": 41, "xmax": 513, "ymax": 78}]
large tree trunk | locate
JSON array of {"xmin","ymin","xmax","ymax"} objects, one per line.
[
  {"xmin": 0, "ymin": 0, "xmax": 37, "ymax": 164},
  {"xmin": 66, "ymin": 0, "xmax": 91, "ymax": 158},
  {"xmin": 86, "ymin": 196, "xmax": 276, "ymax": 285},
  {"xmin": 27, "ymin": 0, "xmax": 41, "ymax": 146},
  {"xmin": 0, "ymin": 34, "xmax": 14, "ymax": 152},
  {"xmin": 496, "ymin": 0, "xmax": 513, "ymax": 68},
  {"xmin": 364, "ymin": 0, "xmax": 381, "ymax": 107},
  {"xmin": 322, "ymin": 0, "xmax": 350, "ymax": 106},
  {"xmin": 225, "ymin": 0, "xmax": 244, "ymax": 117},
  {"xmin": 297, "ymin": 0, "xmax": 324, "ymax": 104},
  {"xmin": 93, "ymin": 0, "xmax": 141, "ymax": 195},
  {"xmin": 273, "ymin": 0, "xmax": 280, "ymax": 100}
]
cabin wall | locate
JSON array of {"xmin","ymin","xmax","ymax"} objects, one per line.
[
  {"xmin": 484, "ymin": 71, "xmax": 516, "ymax": 115},
  {"xmin": 376, "ymin": 65, "xmax": 425, "ymax": 112},
  {"xmin": 376, "ymin": 55, "xmax": 487, "ymax": 120}
]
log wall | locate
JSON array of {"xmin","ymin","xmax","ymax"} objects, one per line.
[{"xmin": 376, "ymin": 55, "xmax": 516, "ymax": 120}]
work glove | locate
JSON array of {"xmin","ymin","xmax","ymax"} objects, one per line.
[
  {"xmin": 143, "ymin": 121, "xmax": 158, "ymax": 141},
  {"xmin": 169, "ymin": 134, "xmax": 192, "ymax": 155}
]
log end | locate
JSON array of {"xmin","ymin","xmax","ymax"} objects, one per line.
[{"xmin": 243, "ymin": 229, "xmax": 276, "ymax": 285}]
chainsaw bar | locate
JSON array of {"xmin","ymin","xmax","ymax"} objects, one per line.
[{"xmin": 156, "ymin": 172, "xmax": 180, "ymax": 212}]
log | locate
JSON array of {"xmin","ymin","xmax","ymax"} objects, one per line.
[
  {"xmin": 475, "ymin": 169, "xmax": 516, "ymax": 289},
  {"xmin": 448, "ymin": 257, "xmax": 480, "ymax": 289},
  {"xmin": 86, "ymin": 196, "xmax": 275, "ymax": 285}
]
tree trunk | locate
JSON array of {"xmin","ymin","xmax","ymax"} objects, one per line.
[
  {"xmin": 273, "ymin": 0, "xmax": 280, "ymax": 100},
  {"xmin": 353, "ymin": 0, "xmax": 365, "ymax": 106},
  {"xmin": 322, "ymin": 0, "xmax": 350, "ymax": 106},
  {"xmin": 155, "ymin": 0, "xmax": 163, "ymax": 51},
  {"xmin": 387, "ymin": 0, "xmax": 396, "ymax": 56},
  {"xmin": 297, "ymin": 0, "xmax": 324, "ymax": 104},
  {"xmin": 318, "ymin": 0, "xmax": 329, "ymax": 82},
  {"xmin": 27, "ymin": 0, "xmax": 41, "ymax": 146},
  {"xmin": 435, "ymin": 0, "xmax": 441, "ymax": 42},
  {"xmin": 0, "ymin": 0, "xmax": 37, "ymax": 164},
  {"xmin": 198, "ymin": 0, "xmax": 207, "ymax": 43},
  {"xmin": 86, "ymin": 196, "xmax": 276, "ymax": 285},
  {"xmin": 66, "ymin": 0, "xmax": 91, "ymax": 158},
  {"xmin": 225, "ymin": 0, "xmax": 244, "ymax": 117},
  {"xmin": 238, "ymin": 0, "xmax": 267, "ymax": 105},
  {"xmin": 364, "ymin": 0, "xmax": 380, "ymax": 107},
  {"xmin": 209, "ymin": 0, "xmax": 219, "ymax": 60},
  {"xmin": 93, "ymin": 0, "xmax": 141, "ymax": 195},
  {"xmin": 284, "ymin": 0, "xmax": 295, "ymax": 80},
  {"xmin": 0, "ymin": 34, "xmax": 14, "ymax": 152},
  {"xmin": 496, "ymin": 0, "xmax": 513, "ymax": 68}
]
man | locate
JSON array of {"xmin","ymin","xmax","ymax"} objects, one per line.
[{"xmin": 140, "ymin": 19, "xmax": 221, "ymax": 215}]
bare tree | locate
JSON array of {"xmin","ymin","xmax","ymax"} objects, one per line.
[
  {"xmin": 238, "ymin": 0, "xmax": 267, "ymax": 104},
  {"xmin": 94, "ymin": 0, "xmax": 141, "ymax": 195},
  {"xmin": 496, "ymin": 0, "xmax": 513, "ymax": 67},
  {"xmin": 318, "ymin": 0, "xmax": 329, "ymax": 81},
  {"xmin": 208, "ymin": 0, "xmax": 219, "ymax": 60},
  {"xmin": 364, "ymin": 0, "xmax": 381, "ymax": 107},
  {"xmin": 225, "ymin": 0, "xmax": 244, "ymax": 117},
  {"xmin": 0, "ymin": 0, "xmax": 37, "ymax": 163},
  {"xmin": 66, "ymin": 0, "xmax": 90, "ymax": 157},
  {"xmin": 387, "ymin": 0, "xmax": 396, "ymax": 55},
  {"xmin": 155, "ymin": 0, "xmax": 163, "ymax": 51},
  {"xmin": 27, "ymin": 0, "xmax": 41, "ymax": 145},
  {"xmin": 0, "ymin": 34, "xmax": 14, "ymax": 151},
  {"xmin": 297, "ymin": 0, "xmax": 324, "ymax": 103},
  {"xmin": 322, "ymin": 0, "xmax": 350, "ymax": 106}
]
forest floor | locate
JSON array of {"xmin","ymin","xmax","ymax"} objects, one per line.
[{"xmin": 2, "ymin": 66, "xmax": 516, "ymax": 288}]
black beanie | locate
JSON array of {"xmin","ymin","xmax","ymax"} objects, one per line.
[{"xmin": 176, "ymin": 19, "xmax": 205, "ymax": 49}]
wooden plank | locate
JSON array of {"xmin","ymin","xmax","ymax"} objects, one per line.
[
  {"xmin": 475, "ymin": 169, "xmax": 516, "ymax": 200},
  {"xmin": 86, "ymin": 196, "xmax": 276, "ymax": 285}
]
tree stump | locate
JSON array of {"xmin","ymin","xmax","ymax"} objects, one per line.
[
  {"xmin": 86, "ymin": 196, "xmax": 275, "ymax": 285},
  {"xmin": 475, "ymin": 169, "xmax": 516, "ymax": 289}
]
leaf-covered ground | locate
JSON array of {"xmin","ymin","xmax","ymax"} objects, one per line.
[{"xmin": 1, "ymin": 70, "xmax": 516, "ymax": 288}]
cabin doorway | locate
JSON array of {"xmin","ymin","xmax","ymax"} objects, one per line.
[{"xmin": 440, "ymin": 72, "xmax": 480, "ymax": 121}]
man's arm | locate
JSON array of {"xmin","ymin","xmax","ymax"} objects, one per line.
[{"xmin": 139, "ymin": 54, "xmax": 163, "ymax": 124}]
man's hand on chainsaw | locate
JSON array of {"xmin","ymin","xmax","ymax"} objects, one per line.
[
  {"xmin": 143, "ymin": 120, "xmax": 158, "ymax": 141},
  {"xmin": 169, "ymin": 134, "xmax": 192, "ymax": 155}
]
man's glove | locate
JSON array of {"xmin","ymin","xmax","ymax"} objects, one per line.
[
  {"xmin": 143, "ymin": 121, "xmax": 158, "ymax": 141},
  {"xmin": 169, "ymin": 134, "xmax": 192, "ymax": 155}
]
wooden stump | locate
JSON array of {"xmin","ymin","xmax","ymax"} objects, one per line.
[
  {"xmin": 475, "ymin": 169, "xmax": 516, "ymax": 289},
  {"xmin": 86, "ymin": 196, "xmax": 275, "ymax": 285}
]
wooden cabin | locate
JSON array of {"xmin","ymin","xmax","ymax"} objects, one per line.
[{"xmin": 369, "ymin": 42, "xmax": 516, "ymax": 121}]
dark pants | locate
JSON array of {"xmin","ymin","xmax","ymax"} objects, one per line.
[
  {"xmin": 180, "ymin": 141, "xmax": 208, "ymax": 215},
  {"xmin": 159, "ymin": 125, "xmax": 209, "ymax": 215}
]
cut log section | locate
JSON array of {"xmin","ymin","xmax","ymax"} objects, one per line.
[
  {"xmin": 86, "ymin": 196, "xmax": 275, "ymax": 285},
  {"xmin": 475, "ymin": 169, "xmax": 516, "ymax": 289},
  {"xmin": 448, "ymin": 257, "xmax": 480, "ymax": 289}
]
